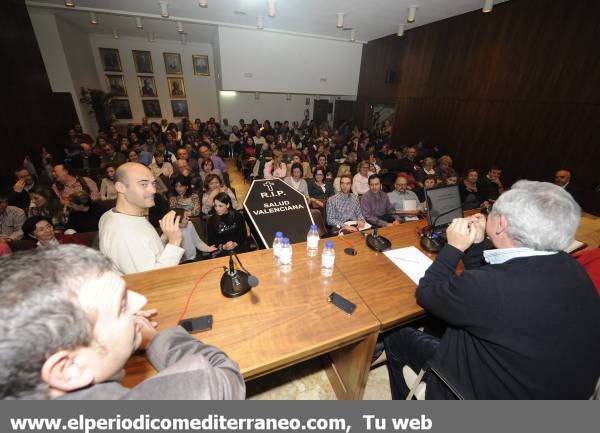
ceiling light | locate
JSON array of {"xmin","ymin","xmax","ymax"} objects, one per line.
[
  {"xmin": 180, "ymin": 33, "xmax": 187, "ymax": 44},
  {"xmin": 255, "ymin": 92, "xmax": 260, "ymax": 100},
  {"xmin": 220, "ymin": 91, "xmax": 237, "ymax": 97},
  {"xmin": 350, "ymin": 30, "xmax": 356, "ymax": 42},
  {"xmin": 148, "ymin": 31, "xmax": 155, "ymax": 42},
  {"xmin": 136, "ymin": 17, "xmax": 143, "ymax": 29},
  {"xmin": 64, "ymin": 1, "xmax": 75, "ymax": 7},
  {"xmin": 267, "ymin": 0, "xmax": 276, "ymax": 17},
  {"xmin": 89, "ymin": 12, "xmax": 98, "ymax": 25},
  {"xmin": 482, "ymin": 0, "xmax": 494, "ymax": 13},
  {"xmin": 159, "ymin": 1, "xmax": 169, "ymax": 18},
  {"xmin": 257, "ymin": 16, "xmax": 264, "ymax": 30},
  {"xmin": 112, "ymin": 28, "xmax": 119, "ymax": 39},
  {"xmin": 177, "ymin": 21, "xmax": 184, "ymax": 33},
  {"xmin": 336, "ymin": 13, "xmax": 344, "ymax": 29},
  {"xmin": 199, "ymin": 0, "xmax": 208, "ymax": 7},
  {"xmin": 397, "ymin": 23, "xmax": 404, "ymax": 37},
  {"xmin": 407, "ymin": 6, "xmax": 417, "ymax": 23}
]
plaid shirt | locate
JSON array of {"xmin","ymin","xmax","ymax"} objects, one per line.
[
  {"xmin": 326, "ymin": 192, "xmax": 364, "ymax": 227},
  {"xmin": 0, "ymin": 206, "xmax": 25, "ymax": 241}
]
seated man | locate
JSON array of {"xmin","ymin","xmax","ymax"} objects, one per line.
[
  {"xmin": 387, "ymin": 174, "xmax": 421, "ymax": 216},
  {"xmin": 384, "ymin": 181, "xmax": 600, "ymax": 399},
  {"xmin": 0, "ymin": 190, "xmax": 26, "ymax": 242},
  {"xmin": 52, "ymin": 163, "xmax": 100, "ymax": 203},
  {"xmin": 65, "ymin": 191, "xmax": 106, "ymax": 233},
  {"xmin": 326, "ymin": 174, "xmax": 366, "ymax": 234},
  {"xmin": 0, "ymin": 245, "xmax": 245, "ymax": 399},
  {"xmin": 478, "ymin": 165, "xmax": 504, "ymax": 203},
  {"xmin": 99, "ymin": 162, "xmax": 184, "ymax": 274},
  {"xmin": 360, "ymin": 174, "xmax": 400, "ymax": 228},
  {"xmin": 554, "ymin": 168, "xmax": 581, "ymax": 204},
  {"xmin": 8, "ymin": 166, "xmax": 36, "ymax": 211}
]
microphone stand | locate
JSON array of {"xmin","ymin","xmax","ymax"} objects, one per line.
[
  {"xmin": 420, "ymin": 206, "xmax": 464, "ymax": 253},
  {"xmin": 220, "ymin": 251, "xmax": 259, "ymax": 298}
]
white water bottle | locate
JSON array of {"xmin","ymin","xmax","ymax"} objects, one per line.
[
  {"xmin": 272, "ymin": 231, "xmax": 284, "ymax": 264},
  {"xmin": 321, "ymin": 240, "xmax": 335, "ymax": 277},
  {"xmin": 279, "ymin": 237, "xmax": 292, "ymax": 272},
  {"xmin": 306, "ymin": 224, "xmax": 320, "ymax": 257}
]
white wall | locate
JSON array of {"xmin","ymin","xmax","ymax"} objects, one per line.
[
  {"xmin": 219, "ymin": 92, "xmax": 355, "ymax": 126},
  {"xmin": 89, "ymin": 34, "xmax": 219, "ymax": 124},
  {"xmin": 56, "ymin": 16, "xmax": 100, "ymax": 134},
  {"xmin": 218, "ymin": 27, "xmax": 362, "ymax": 96},
  {"xmin": 28, "ymin": 7, "xmax": 97, "ymax": 134}
]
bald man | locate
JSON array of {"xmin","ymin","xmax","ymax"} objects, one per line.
[
  {"xmin": 99, "ymin": 162, "xmax": 184, "ymax": 274},
  {"xmin": 554, "ymin": 169, "xmax": 581, "ymax": 204}
]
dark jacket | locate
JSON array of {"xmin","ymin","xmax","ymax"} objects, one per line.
[
  {"xmin": 417, "ymin": 242, "xmax": 600, "ymax": 399},
  {"xmin": 207, "ymin": 211, "xmax": 249, "ymax": 253}
]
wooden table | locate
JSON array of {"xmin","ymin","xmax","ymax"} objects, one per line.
[
  {"xmin": 123, "ymin": 243, "xmax": 380, "ymax": 400},
  {"xmin": 329, "ymin": 220, "xmax": 434, "ymax": 331}
]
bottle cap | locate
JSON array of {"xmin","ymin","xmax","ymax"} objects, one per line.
[
  {"xmin": 310, "ymin": 224, "xmax": 317, "ymax": 230},
  {"xmin": 326, "ymin": 241, "xmax": 334, "ymax": 248},
  {"xmin": 283, "ymin": 237, "xmax": 290, "ymax": 244},
  {"xmin": 275, "ymin": 231, "xmax": 283, "ymax": 237}
]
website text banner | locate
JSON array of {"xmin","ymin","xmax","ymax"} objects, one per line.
[{"xmin": 1, "ymin": 401, "xmax": 597, "ymax": 433}]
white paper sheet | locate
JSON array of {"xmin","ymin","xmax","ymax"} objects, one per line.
[{"xmin": 383, "ymin": 246, "xmax": 434, "ymax": 285}]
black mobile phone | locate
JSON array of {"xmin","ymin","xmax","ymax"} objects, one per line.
[
  {"xmin": 178, "ymin": 315, "xmax": 213, "ymax": 334},
  {"xmin": 328, "ymin": 292, "xmax": 356, "ymax": 315}
]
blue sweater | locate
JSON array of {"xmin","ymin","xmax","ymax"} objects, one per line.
[{"xmin": 418, "ymin": 242, "xmax": 600, "ymax": 399}]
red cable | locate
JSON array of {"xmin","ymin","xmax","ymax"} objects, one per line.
[
  {"xmin": 338, "ymin": 232, "xmax": 359, "ymax": 254},
  {"xmin": 176, "ymin": 265, "xmax": 224, "ymax": 325}
]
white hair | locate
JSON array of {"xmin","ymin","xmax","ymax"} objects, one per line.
[{"xmin": 490, "ymin": 180, "xmax": 580, "ymax": 251}]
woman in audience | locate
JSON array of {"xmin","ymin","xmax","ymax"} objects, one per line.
[
  {"xmin": 168, "ymin": 175, "xmax": 201, "ymax": 217},
  {"xmin": 414, "ymin": 175, "xmax": 438, "ymax": 204},
  {"xmin": 284, "ymin": 162, "xmax": 310, "ymax": 197},
  {"xmin": 415, "ymin": 157, "xmax": 438, "ymax": 186},
  {"xmin": 459, "ymin": 168, "xmax": 487, "ymax": 210},
  {"xmin": 444, "ymin": 168, "xmax": 459, "ymax": 185},
  {"xmin": 99, "ymin": 165, "xmax": 117, "ymax": 200},
  {"xmin": 333, "ymin": 164, "xmax": 352, "ymax": 193},
  {"xmin": 28, "ymin": 185, "xmax": 67, "ymax": 230},
  {"xmin": 241, "ymin": 136, "xmax": 257, "ymax": 180},
  {"xmin": 308, "ymin": 167, "xmax": 335, "ymax": 209},
  {"xmin": 22, "ymin": 216, "xmax": 85, "ymax": 248},
  {"xmin": 127, "ymin": 150, "xmax": 139, "ymax": 163},
  {"xmin": 367, "ymin": 152, "xmax": 381, "ymax": 174},
  {"xmin": 263, "ymin": 149, "xmax": 287, "ymax": 179},
  {"xmin": 199, "ymin": 157, "xmax": 223, "ymax": 186},
  {"xmin": 437, "ymin": 155, "xmax": 454, "ymax": 180},
  {"xmin": 207, "ymin": 192, "xmax": 249, "ymax": 256},
  {"xmin": 201, "ymin": 174, "xmax": 237, "ymax": 215},
  {"xmin": 65, "ymin": 191, "xmax": 105, "ymax": 233}
]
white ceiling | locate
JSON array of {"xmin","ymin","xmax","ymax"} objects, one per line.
[{"xmin": 27, "ymin": 0, "xmax": 508, "ymax": 43}]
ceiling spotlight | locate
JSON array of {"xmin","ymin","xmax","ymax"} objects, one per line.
[
  {"xmin": 136, "ymin": 17, "xmax": 143, "ymax": 29},
  {"xmin": 336, "ymin": 13, "xmax": 344, "ymax": 29},
  {"xmin": 257, "ymin": 15, "xmax": 264, "ymax": 30},
  {"xmin": 177, "ymin": 21, "xmax": 184, "ymax": 33},
  {"xmin": 397, "ymin": 23, "xmax": 404, "ymax": 37},
  {"xmin": 180, "ymin": 33, "xmax": 187, "ymax": 44},
  {"xmin": 267, "ymin": 0, "xmax": 276, "ymax": 17},
  {"xmin": 350, "ymin": 30, "xmax": 356, "ymax": 42},
  {"xmin": 64, "ymin": 1, "xmax": 75, "ymax": 7},
  {"xmin": 407, "ymin": 6, "xmax": 417, "ymax": 23},
  {"xmin": 199, "ymin": 0, "xmax": 208, "ymax": 7},
  {"xmin": 112, "ymin": 28, "xmax": 120, "ymax": 39},
  {"xmin": 254, "ymin": 92, "xmax": 260, "ymax": 100},
  {"xmin": 159, "ymin": 1, "xmax": 169, "ymax": 18},
  {"xmin": 148, "ymin": 31, "xmax": 155, "ymax": 42},
  {"xmin": 89, "ymin": 12, "xmax": 98, "ymax": 25},
  {"xmin": 482, "ymin": 0, "xmax": 493, "ymax": 13}
]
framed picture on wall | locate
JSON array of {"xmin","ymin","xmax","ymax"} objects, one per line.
[
  {"xmin": 99, "ymin": 48, "xmax": 122, "ymax": 72},
  {"xmin": 111, "ymin": 99, "xmax": 132, "ymax": 119},
  {"xmin": 192, "ymin": 54, "xmax": 210, "ymax": 76},
  {"xmin": 142, "ymin": 99, "xmax": 162, "ymax": 118},
  {"xmin": 167, "ymin": 77, "xmax": 186, "ymax": 98},
  {"xmin": 163, "ymin": 52, "xmax": 182, "ymax": 75},
  {"xmin": 106, "ymin": 74, "xmax": 127, "ymax": 97},
  {"xmin": 132, "ymin": 50, "xmax": 153, "ymax": 74},
  {"xmin": 171, "ymin": 100, "xmax": 189, "ymax": 118},
  {"xmin": 138, "ymin": 76, "xmax": 157, "ymax": 97}
]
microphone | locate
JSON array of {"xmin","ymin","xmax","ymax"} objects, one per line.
[
  {"xmin": 366, "ymin": 226, "xmax": 392, "ymax": 252},
  {"xmin": 420, "ymin": 206, "xmax": 463, "ymax": 253},
  {"xmin": 220, "ymin": 250, "xmax": 259, "ymax": 298}
]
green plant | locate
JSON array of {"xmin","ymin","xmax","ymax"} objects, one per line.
[{"xmin": 79, "ymin": 87, "xmax": 114, "ymax": 133}]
